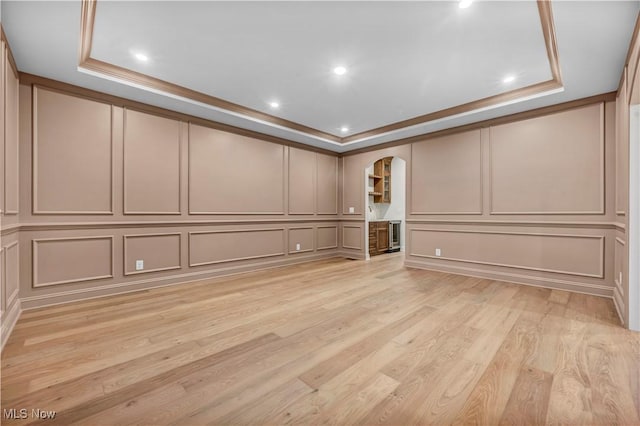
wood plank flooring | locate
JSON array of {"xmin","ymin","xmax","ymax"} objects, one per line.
[{"xmin": 1, "ymin": 254, "xmax": 639, "ymax": 425}]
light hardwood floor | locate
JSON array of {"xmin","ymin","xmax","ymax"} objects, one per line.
[{"xmin": 1, "ymin": 254, "xmax": 639, "ymax": 425}]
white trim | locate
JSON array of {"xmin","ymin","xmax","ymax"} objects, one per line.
[{"xmin": 628, "ymin": 104, "xmax": 639, "ymax": 331}]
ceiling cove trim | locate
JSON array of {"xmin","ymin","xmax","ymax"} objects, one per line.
[
  {"xmin": 78, "ymin": 0, "xmax": 563, "ymax": 146},
  {"xmin": 78, "ymin": 0, "xmax": 341, "ymax": 145},
  {"xmin": 617, "ymin": 11, "xmax": 640, "ymax": 94},
  {"xmin": 343, "ymin": 92, "xmax": 615, "ymax": 156},
  {"xmin": 1, "ymin": 25, "xmax": 19, "ymax": 78},
  {"xmin": 340, "ymin": 0, "xmax": 564, "ymax": 144}
]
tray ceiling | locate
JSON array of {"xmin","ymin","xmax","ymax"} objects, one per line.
[{"xmin": 3, "ymin": 1, "xmax": 639, "ymax": 152}]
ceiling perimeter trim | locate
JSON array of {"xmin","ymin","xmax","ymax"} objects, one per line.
[
  {"xmin": 78, "ymin": 0, "xmax": 563, "ymax": 146},
  {"xmin": 78, "ymin": 0, "xmax": 342, "ymax": 144},
  {"xmin": 537, "ymin": 0, "xmax": 563, "ymax": 84},
  {"xmin": 1, "ymin": 25, "xmax": 19, "ymax": 78},
  {"xmin": 340, "ymin": 0, "xmax": 564, "ymax": 143},
  {"xmin": 617, "ymin": 10, "xmax": 640, "ymax": 95},
  {"xmin": 19, "ymin": 72, "xmax": 340, "ymax": 157},
  {"xmin": 75, "ymin": 61, "xmax": 344, "ymax": 146},
  {"xmin": 342, "ymin": 91, "xmax": 615, "ymax": 156}
]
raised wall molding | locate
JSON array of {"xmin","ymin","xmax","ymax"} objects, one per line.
[
  {"xmin": 288, "ymin": 226, "xmax": 314, "ymax": 254},
  {"xmin": 32, "ymin": 86, "xmax": 115, "ymax": 215},
  {"xmin": 409, "ymin": 135, "xmax": 483, "ymax": 215},
  {"xmin": 316, "ymin": 225, "xmax": 338, "ymax": 250},
  {"xmin": 123, "ymin": 232, "xmax": 182, "ymax": 276},
  {"xmin": 342, "ymin": 224, "xmax": 363, "ymax": 250},
  {"xmin": 122, "ymin": 108, "xmax": 182, "ymax": 215},
  {"xmin": 188, "ymin": 228, "xmax": 286, "ymax": 267},
  {"xmin": 3, "ymin": 242, "xmax": 19, "ymax": 308},
  {"xmin": 488, "ymin": 103, "xmax": 606, "ymax": 215},
  {"xmin": 409, "ymin": 228, "xmax": 605, "ymax": 279},
  {"xmin": 32, "ymin": 236, "xmax": 114, "ymax": 287}
]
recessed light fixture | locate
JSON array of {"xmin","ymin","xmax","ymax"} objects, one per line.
[
  {"xmin": 269, "ymin": 101, "xmax": 280, "ymax": 109},
  {"xmin": 459, "ymin": 0, "xmax": 473, "ymax": 9},
  {"xmin": 503, "ymin": 74, "xmax": 516, "ymax": 83},
  {"xmin": 333, "ymin": 66, "xmax": 347, "ymax": 76},
  {"xmin": 133, "ymin": 52, "xmax": 149, "ymax": 62},
  {"xmin": 340, "ymin": 126, "xmax": 349, "ymax": 133}
]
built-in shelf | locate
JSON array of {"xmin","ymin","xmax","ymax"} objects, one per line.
[
  {"xmin": 369, "ymin": 191, "xmax": 382, "ymax": 196},
  {"xmin": 373, "ymin": 157, "xmax": 392, "ymax": 204},
  {"xmin": 369, "ymin": 174, "xmax": 382, "ymax": 179}
]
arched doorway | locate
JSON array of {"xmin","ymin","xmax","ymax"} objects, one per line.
[{"xmin": 364, "ymin": 156, "xmax": 407, "ymax": 260}]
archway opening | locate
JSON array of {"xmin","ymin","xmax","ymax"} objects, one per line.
[{"xmin": 364, "ymin": 156, "xmax": 407, "ymax": 260}]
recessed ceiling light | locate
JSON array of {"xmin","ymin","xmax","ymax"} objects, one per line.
[
  {"xmin": 459, "ymin": 0, "xmax": 473, "ymax": 9},
  {"xmin": 503, "ymin": 75, "xmax": 516, "ymax": 83},
  {"xmin": 269, "ymin": 101, "xmax": 280, "ymax": 109},
  {"xmin": 133, "ymin": 52, "xmax": 149, "ymax": 62},
  {"xmin": 340, "ymin": 126, "xmax": 349, "ymax": 133},
  {"xmin": 333, "ymin": 66, "xmax": 347, "ymax": 76}
]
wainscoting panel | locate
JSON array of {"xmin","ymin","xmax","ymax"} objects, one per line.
[
  {"xmin": 317, "ymin": 225, "xmax": 338, "ymax": 250},
  {"xmin": 288, "ymin": 227, "xmax": 314, "ymax": 254},
  {"xmin": 288, "ymin": 147, "xmax": 315, "ymax": 215},
  {"xmin": 189, "ymin": 228, "xmax": 285, "ymax": 266},
  {"xmin": 0, "ymin": 41, "xmax": 5, "ymax": 214},
  {"xmin": 317, "ymin": 153, "xmax": 338, "ymax": 215},
  {"xmin": 615, "ymin": 237, "xmax": 625, "ymax": 295},
  {"xmin": 189, "ymin": 124, "xmax": 285, "ymax": 214},
  {"xmin": 124, "ymin": 233, "xmax": 182, "ymax": 275},
  {"xmin": 342, "ymin": 225, "xmax": 363, "ymax": 250},
  {"xmin": 410, "ymin": 228, "xmax": 604, "ymax": 278},
  {"xmin": 123, "ymin": 109, "xmax": 181, "ymax": 215},
  {"xmin": 4, "ymin": 242, "xmax": 18, "ymax": 308},
  {"xmin": 490, "ymin": 103, "xmax": 604, "ymax": 214},
  {"xmin": 616, "ymin": 81, "xmax": 629, "ymax": 215},
  {"xmin": 32, "ymin": 87, "xmax": 113, "ymax": 214},
  {"xmin": 342, "ymin": 156, "xmax": 363, "ymax": 215},
  {"xmin": 33, "ymin": 236, "xmax": 114, "ymax": 287},
  {"xmin": 411, "ymin": 130, "xmax": 482, "ymax": 214},
  {"xmin": 0, "ymin": 247, "xmax": 4, "ymax": 312},
  {"xmin": 4, "ymin": 53, "xmax": 19, "ymax": 214}
]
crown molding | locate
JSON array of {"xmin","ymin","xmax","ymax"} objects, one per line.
[{"xmin": 78, "ymin": 0, "xmax": 564, "ymax": 146}]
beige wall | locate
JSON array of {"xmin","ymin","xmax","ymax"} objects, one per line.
[
  {"xmin": 1, "ymin": 23, "xmax": 637, "ymax": 347},
  {"xmin": 8, "ymin": 82, "xmax": 340, "ymax": 314},
  {"xmin": 1, "ymin": 38, "xmax": 21, "ymax": 348},
  {"xmin": 341, "ymin": 102, "xmax": 619, "ymax": 298},
  {"xmin": 614, "ymin": 18, "xmax": 640, "ymax": 327}
]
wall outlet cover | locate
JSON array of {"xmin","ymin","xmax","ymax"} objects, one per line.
[
  {"xmin": 296, "ymin": 243, "xmax": 301, "ymax": 251},
  {"xmin": 135, "ymin": 260, "xmax": 144, "ymax": 271},
  {"xmin": 349, "ymin": 207, "xmax": 355, "ymax": 213},
  {"xmin": 435, "ymin": 248, "xmax": 441, "ymax": 256}
]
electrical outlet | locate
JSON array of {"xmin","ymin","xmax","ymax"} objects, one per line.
[
  {"xmin": 435, "ymin": 248, "xmax": 441, "ymax": 257},
  {"xmin": 296, "ymin": 243, "xmax": 301, "ymax": 251},
  {"xmin": 135, "ymin": 260, "xmax": 144, "ymax": 271},
  {"xmin": 349, "ymin": 207, "xmax": 355, "ymax": 213}
]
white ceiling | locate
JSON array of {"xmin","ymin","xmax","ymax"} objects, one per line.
[
  {"xmin": 3, "ymin": 1, "xmax": 639, "ymax": 152},
  {"xmin": 91, "ymin": 1, "xmax": 551, "ymax": 137}
]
